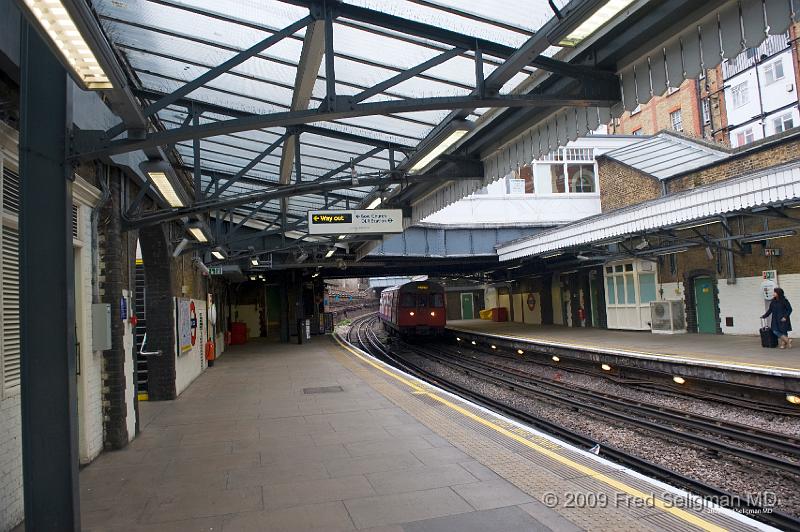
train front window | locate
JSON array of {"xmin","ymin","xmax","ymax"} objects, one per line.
[
  {"xmin": 416, "ymin": 295, "xmax": 428, "ymax": 308},
  {"xmin": 431, "ymin": 294, "xmax": 444, "ymax": 307},
  {"xmin": 400, "ymin": 293, "xmax": 415, "ymax": 307}
]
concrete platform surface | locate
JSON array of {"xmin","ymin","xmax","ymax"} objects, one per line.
[
  {"xmin": 449, "ymin": 319, "xmax": 800, "ymax": 375},
  {"xmin": 79, "ymin": 336, "xmax": 767, "ymax": 531}
]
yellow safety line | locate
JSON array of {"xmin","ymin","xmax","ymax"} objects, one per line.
[
  {"xmin": 333, "ymin": 334, "xmax": 727, "ymax": 532},
  {"xmin": 450, "ymin": 327, "xmax": 800, "ymax": 373}
]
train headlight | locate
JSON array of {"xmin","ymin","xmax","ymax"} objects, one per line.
[
  {"xmin": 601, "ymin": 364, "xmax": 611, "ymax": 371},
  {"xmin": 672, "ymin": 376, "xmax": 686, "ymax": 385},
  {"xmin": 517, "ymin": 349, "xmax": 524, "ymax": 355},
  {"xmin": 430, "ymin": 311, "xmax": 435, "ymax": 316},
  {"xmin": 409, "ymin": 311, "xmax": 415, "ymax": 316},
  {"xmin": 552, "ymin": 356, "xmax": 560, "ymax": 362},
  {"xmin": 471, "ymin": 340, "xmax": 476, "ymax": 345},
  {"xmin": 787, "ymin": 394, "xmax": 800, "ymax": 405}
]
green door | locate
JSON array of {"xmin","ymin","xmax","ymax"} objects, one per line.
[
  {"xmin": 461, "ymin": 293, "xmax": 474, "ymax": 320},
  {"xmin": 693, "ymin": 277, "xmax": 716, "ymax": 334}
]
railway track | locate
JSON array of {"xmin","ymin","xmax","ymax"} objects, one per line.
[{"xmin": 341, "ymin": 313, "xmax": 800, "ymax": 531}]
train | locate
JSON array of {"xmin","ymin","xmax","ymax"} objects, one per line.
[{"xmin": 379, "ymin": 281, "xmax": 446, "ymax": 337}]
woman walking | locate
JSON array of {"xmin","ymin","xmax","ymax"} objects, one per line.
[{"xmin": 762, "ymin": 287, "xmax": 793, "ymax": 349}]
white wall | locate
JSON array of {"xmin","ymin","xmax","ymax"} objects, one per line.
[
  {"xmin": 175, "ymin": 299, "xmax": 207, "ymax": 396},
  {"xmin": 122, "ymin": 290, "xmax": 136, "ymax": 442},
  {"xmin": 0, "ymin": 392, "xmax": 22, "ymax": 530},
  {"xmin": 718, "ymin": 274, "xmax": 800, "ymax": 335},
  {"xmin": 233, "ymin": 304, "xmax": 260, "ymax": 338},
  {"xmin": 522, "ymin": 292, "xmax": 542, "ymax": 324}
]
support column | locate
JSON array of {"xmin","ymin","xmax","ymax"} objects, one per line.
[{"xmin": 19, "ymin": 21, "xmax": 80, "ymax": 530}]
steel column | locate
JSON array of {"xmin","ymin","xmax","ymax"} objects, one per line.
[{"xmin": 19, "ymin": 21, "xmax": 80, "ymax": 531}]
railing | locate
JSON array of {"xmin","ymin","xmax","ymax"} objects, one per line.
[{"xmin": 722, "ymin": 33, "xmax": 790, "ymax": 79}]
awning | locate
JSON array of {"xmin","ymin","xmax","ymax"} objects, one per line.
[{"xmin": 497, "ymin": 161, "xmax": 800, "ymax": 261}]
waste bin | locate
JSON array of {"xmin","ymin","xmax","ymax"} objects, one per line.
[{"xmin": 491, "ymin": 307, "xmax": 508, "ymax": 322}]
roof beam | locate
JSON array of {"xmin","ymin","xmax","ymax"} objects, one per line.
[
  {"xmin": 277, "ymin": 0, "xmax": 614, "ymax": 81},
  {"xmin": 210, "ymin": 133, "xmax": 287, "ymax": 199},
  {"xmin": 139, "ymin": 15, "xmax": 313, "ymax": 119},
  {"xmin": 280, "ymin": 18, "xmax": 326, "ymax": 185},
  {"xmin": 77, "ymin": 90, "xmax": 619, "ymax": 159}
]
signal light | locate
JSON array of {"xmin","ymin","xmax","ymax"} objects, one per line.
[{"xmin": 430, "ymin": 311, "xmax": 435, "ymax": 317}]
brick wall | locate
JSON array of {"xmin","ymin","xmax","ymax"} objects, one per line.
[
  {"xmin": 614, "ymin": 79, "xmax": 703, "ymax": 136},
  {"xmin": 0, "ymin": 392, "xmax": 22, "ymax": 530},
  {"xmin": 598, "ymin": 158, "xmax": 662, "ymax": 213},
  {"xmin": 98, "ymin": 172, "xmax": 130, "ymax": 449},
  {"xmin": 667, "ymin": 136, "xmax": 800, "ymax": 193},
  {"xmin": 138, "ymin": 223, "xmax": 178, "ymax": 401}
]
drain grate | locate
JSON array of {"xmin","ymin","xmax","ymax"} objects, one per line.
[{"xmin": 303, "ymin": 385, "xmax": 344, "ymax": 394}]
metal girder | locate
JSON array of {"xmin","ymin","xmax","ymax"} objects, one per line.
[
  {"xmin": 352, "ymin": 48, "xmax": 464, "ymax": 104},
  {"xmin": 76, "ymin": 89, "xmax": 618, "ymax": 159},
  {"xmin": 280, "ymin": 18, "xmax": 326, "ymax": 185},
  {"xmin": 277, "ymin": 0, "xmax": 615, "ymax": 81},
  {"xmin": 140, "ymin": 15, "xmax": 313, "ymax": 119},
  {"xmin": 210, "ymin": 133, "xmax": 286, "ymax": 199},
  {"xmin": 131, "ymin": 89, "xmax": 417, "ymax": 152},
  {"xmin": 128, "ymin": 161, "xmax": 483, "ymax": 228}
]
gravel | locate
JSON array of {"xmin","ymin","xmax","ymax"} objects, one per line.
[{"xmin": 382, "ymin": 335, "xmax": 800, "ymax": 519}]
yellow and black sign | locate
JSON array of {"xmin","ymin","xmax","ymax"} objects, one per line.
[{"xmin": 311, "ymin": 213, "xmax": 352, "ymax": 224}]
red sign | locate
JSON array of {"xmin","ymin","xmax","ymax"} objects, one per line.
[{"xmin": 190, "ymin": 301, "xmax": 197, "ymax": 346}]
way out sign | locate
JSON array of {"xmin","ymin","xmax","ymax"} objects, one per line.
[{"xmin": 307, "ymin": 209, "xmax": 403, "ymax": 235}]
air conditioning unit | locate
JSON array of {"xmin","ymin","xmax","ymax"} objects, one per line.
[{"xmin": 650, "ymin": 300, "xmax": 686, "ymax": 334}]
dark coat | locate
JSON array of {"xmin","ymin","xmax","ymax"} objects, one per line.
[{"xmin": 762, "ymin": 298, "xmax": 793, "ymax": 334}]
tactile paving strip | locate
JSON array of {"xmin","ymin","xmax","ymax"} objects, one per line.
[{"xmin": 331, "ymin": 340, "xmax": 765, "ymax": 532}]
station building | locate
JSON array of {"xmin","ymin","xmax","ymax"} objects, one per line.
[{"xmin": 495, "ymin": 128, "xmax": 800, "ymax": 335}]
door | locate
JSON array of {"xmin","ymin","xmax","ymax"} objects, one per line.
[
  {"xmin": 693, "ymin": 277, "xmax": 716, "ymax": 333},
  {"xmin": 460, "ymin": 293, "xmax": 474, "ymax": 320}
]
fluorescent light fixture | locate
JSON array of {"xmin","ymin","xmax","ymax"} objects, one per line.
[
  {"xmin": 540, "ymin": 251, "xmax": 564, "ymax": 259},
  {"xmin": 148, "ymin": 171, "xmax": 184, "ymax": 208},
  {"xmin": 312, "ymin": 273, "xmax": 319, "ymax": 278},
  {"xmin": 325, "ymin": 249, "xmax": 335, "ymax": 258},
  {"xmin": 739, "ymin": 229, "xmax": 796, "ymax": 244},
  {"xmin": 22, "ymin": 0, "xmax": 113, "ymax": 89},
  {"xmin": 673, "ymin": 219, "xmax": 720, "ymax": 231},
  {"xmin": 409, "ymin": 121, "xmax": 472, "ymax": 173},
  {"xmin": 559, "ymin": 0, "xmax": 637, "ymax": 47},
  {"xmin": 456, "ymin": 337, "xmax": 462, "ymax": 342},
  {"xmin": 652, "ymin": 247, "xmax": 689, "ymax": 257},
  {"xmin": 187, "ymin": 227, "xmax": 207, "ymax": 242},
  {"xmin": 338, "ymin": 235, "xmax": 346, "ymax": 240},
  {"xmin": 470, "ymin": 340, "xmax": 476, "ymax": 345},
  {"xmin": 366, "ymin": 197, "xmax": 382, "ymax": 210},
  {"xmin": 211, "ymin": 250, "xmax": 225, "ymax": 260},
  {"xmin": 250, "ymin": 258, "xmax": 259, "ymax": 266}
]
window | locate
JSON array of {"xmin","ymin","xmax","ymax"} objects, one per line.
[
  {"xmin": 416, "ymin": 294, "xmax": 428, "ymax": 308},
  {"xmin": 735, "ymin": 127, "xmax": 755, "ymax": 146},
  {"xmin": 606, "ymin": 277, "xmax": 616, "ymax": 304},
  {"xmin": 731, "ymin": 81, "xmax": 750, "ymax": 108},
  {"xmin": 625, "ymin": 275, "xmax": 636, "ymax": 304},
  {"xmin": 669, "ymin": 109, "xmax": 683, "ymax": 132},
  {"xmin": 567, "ymin": 164, "xmax": 595, "ymax": 193},
  {"xmin": 431, "ymin": 294, "xmax": 444, "ymax": 307},
  {"xmin": 701, "ymin": 98, "xmax": 711, "ymax": 124},
  {"xmin": 632, "ymin": 127, "xmax": 643, "ymax": 136},
  {"xmin": 0, "ymin": 157, "xmax": 19, "ymax": 396},
  {"xmin": 764, "ymin": 59, "xmax": 785, "ymax": 85},
  {"xmin": 548, "ymin": 164, "xmax": 566, "ymax": 193},
  {"xmin": 400, "ymin": 293, "xmax": 415, "ymax": 307},
  {"xmin": 639, "ymin": 273, "xmax": 657, "ymax": 303},
  {"xmin": 773, "ymin": 113, "xmax": 794, "ymax": 134},
  {"xmin": 745, "ymin": 47, "xmax": 757, "ymax": 61}
]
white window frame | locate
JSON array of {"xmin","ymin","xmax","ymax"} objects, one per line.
[
  {"xmin": 763, "ymin": 59, "xmax": 785, "ymax": 85},
  {"xmin": 669, "ymin": 109, "xmax": 683, "ymax": 132},
  {"xmin": 701, "ymin": 98, "xmax": 711, "ymax": 124},
  {"xmin": 772, "ymin": 113, "xmax": 794, "ymax": 134},
  {"xmin": 731, "ymin": 81, "xmax": 750, "ymax": 108},
  {"xmin": 531, "ymin": 147, "xmax": 598, "ymax": 197},
  {"xmin": 736, "ymin": 127, "xmax": 755, "ymax": 146}
]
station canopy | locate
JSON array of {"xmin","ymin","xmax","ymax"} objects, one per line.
[{"xmin": 60, "ymin": 0, "xmax": 798, "ymax": 265}]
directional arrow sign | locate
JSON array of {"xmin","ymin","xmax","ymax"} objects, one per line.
[{"xmin": 307, "ymin": 209, "xmax": 403, "ymax": 235}]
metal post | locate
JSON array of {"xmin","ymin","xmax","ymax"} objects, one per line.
[
  {"xmin": 19, "ymin": 21, "xmax": 80, "ymax": 531},
  {"xmin": 193, "ymin": 112, "xmax": 202, "ymax": 200},
  {"xmin": 294, "ymin": 133, "xmax": 302, "ymax": 183},
  {"xmin": 324, "ymin": 7, "xmax": 336, "ymax": 108}
]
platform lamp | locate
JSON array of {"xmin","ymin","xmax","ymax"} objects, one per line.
[
  {"xmin": 408, "ymin": 120, "xmax": 473, "ymax": 174},
  {"xmin": 139, "ymin": 159, "xmax": 190, "ymax": 208},
  {"xmin": 210, "ymin": 247, "xmax": 227, "ymax": 261},
  {"xmin": 17, "ymin": 0, "xmax": 128, "ymax": 90},
  {"xmin": 186, "ymin": 220, "xmax": 211, "ymax": 244}
]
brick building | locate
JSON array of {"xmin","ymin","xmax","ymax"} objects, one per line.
[{"xmin": 495, "ymin": 129, "xmax": 800, "ymax": 336}]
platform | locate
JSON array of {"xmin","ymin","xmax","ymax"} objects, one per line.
[
  {"xmin": 448, "ymin": 320, "xmax": 800, "ymax": 380},
  {"xmin": 79, "ymin": 337, "xmax": 771, "ymax": 531}
]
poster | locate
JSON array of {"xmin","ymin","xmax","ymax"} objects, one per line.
[{"xmin": 177, "ymin": 297, "xmax": 193, "ymax": 354}]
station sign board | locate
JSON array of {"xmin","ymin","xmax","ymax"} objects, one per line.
[
  {"xmin": 208, "ymin": 267, "xmax": 223, "ymax": 275},
  {"xmin": 307, "ymin": 209, "xmax": 403, "ymax": 235}
]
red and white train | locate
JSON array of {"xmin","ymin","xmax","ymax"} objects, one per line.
[{"xmin": 379, "ymin": 281, "xmax": 446, "ymax": 337}]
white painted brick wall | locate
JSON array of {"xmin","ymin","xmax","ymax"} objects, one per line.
[
  {"xmin": 122, "ymin": 290, "xmax": 136, "ymax": 442},
  {"xmin": 175, "ymin": 299, "xmax": 207, "ymax": 396},
  {"xmin": 0, "ymin": 392, "xmax": 23, "ymax": 531},
  {"xmin": 719, "ymin": 274, "xmax": 800, "ymax": 335},
  {"xmin": 76, "ymin": 204, "xmax": 103, "ymax": 464}
]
